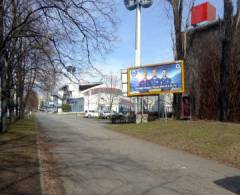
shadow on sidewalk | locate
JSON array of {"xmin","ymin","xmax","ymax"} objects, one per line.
[
  {"xmin": 214, "ymin": 176, "xmax": 240, "ymax": 194},
  {"xmin": 0, "ymin": 123, "xmax": 41, "ymax": 194}
]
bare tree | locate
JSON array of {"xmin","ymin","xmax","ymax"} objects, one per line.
[
  {"xmin": 0, "ymin": 0, "xmax": 117, "ymax": 132},
  {"xmin": 102, "ymin": 73, "xmax": 121, "ymax": 111},
  {"xmin": 218, "ymin": 0, "xmax": 238, "ymax": 121},
  {"xmin": 25, "ymin": 90, "xmax": 39, "ymax": 112},
  {"xmin": 165, "ymin": 0, "xmax": 184, "ymax": 119}
]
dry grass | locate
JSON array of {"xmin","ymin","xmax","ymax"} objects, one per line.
[
  {"xmin": 106, "ymin": 120, "xmax": 240, "ymax": 169},
  {"xmin": 0, "ymin": 116, "xmax": 41, "ymax": 194},
  {"xmin": 38, "ymin": 126, "xmax": 66, "ymax": 195}
]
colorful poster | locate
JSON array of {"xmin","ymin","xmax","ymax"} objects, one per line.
[{"xmin": 128, "ymin": 61, "xmax": 184, "ymax": 96}]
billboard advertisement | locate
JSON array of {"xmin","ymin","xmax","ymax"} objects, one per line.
[{"xmin": 127, "ymin": 61, "xmax": 184, "ymax": 96}]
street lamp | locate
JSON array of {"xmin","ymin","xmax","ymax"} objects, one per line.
[
  {"xmin": 124, "ymin": 0, "xmax": 153, "ymax": 10},
  {"xmin": 124, "ymin": 0, "xmax": 153, "ymax": 119},
  {"xmin": 124, "ymin": 0, "xmax": 153, "ymax": 67}
]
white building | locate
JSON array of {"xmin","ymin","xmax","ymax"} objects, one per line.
[
  {"xmin": 53, "ymin": 80, "xmax": 172, "ymax": 115},
  {"xmin": 54, "ymin": 82, "xmax": 133, "ymax": 113}
]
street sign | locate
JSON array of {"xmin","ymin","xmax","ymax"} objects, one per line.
[{"xmin": 191, "ymin": 2, "xmax": 216, "ymax": 25}]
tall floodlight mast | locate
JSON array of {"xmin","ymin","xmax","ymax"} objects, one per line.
[
  {"xmin": 124, "ymin": 0, "xmax": 153, "ymax": 117},
  {"xmin": 124, "ymin": 0, "xmax": 153, "ymax": 67}
]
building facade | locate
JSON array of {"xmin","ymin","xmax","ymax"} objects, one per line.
[{"xmin": 55, "ymin": 82, "xmax": 132, "ymax": 113}]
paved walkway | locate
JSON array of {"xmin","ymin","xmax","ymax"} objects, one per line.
[{"xmin": 37, "ymin": 113, "xmax": 240, "ymax": 195}]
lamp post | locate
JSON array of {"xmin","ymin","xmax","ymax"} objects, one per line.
[
  {"xmin": 135, "ymin": 0, "xmax": 141, "ymax": 68},
  {"xmin": 124, "ymin": 0, "xmax": 153, "ymax": 120},
  {"xmin": 124, "ymin": 0, "xmax": 153, "ymax": 67}
]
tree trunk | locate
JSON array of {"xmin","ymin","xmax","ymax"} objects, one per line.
[
  {"xmin": 0, "ymin": 0, "xmax": 7, "ymax": 132},
  {"xmin": 19, "ymin": 80, "xmax": 25, "ymax": 119},
  {"xmin": 7, "ymin": 63, "xmax": 15, "ymax": 124},
  {"xmin": 218, "ymin": 0, "xmax": 233, "ymax": 121},
  {"xmin": 0, "ymin": 59, "xmax": 7, "ymax": 132},
  {"xmin": 171, "ymin": 0, "xmax": 184, "ymax": 119},
  {"xmin": 15, "ymin": 65, "xmax": 21, "ymax": 119},
  {"xmin": 15, "ymin": 91, "xmax": 20, "ymax": 119}
]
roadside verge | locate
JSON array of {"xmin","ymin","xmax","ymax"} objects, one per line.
[
  {"xmin": 0, "ymin": 116, "xmax": 41, "ymax": 194},
  {"xmin": 105, "ymin": 119, "xmax": 240, "ymax": 169},
  {"xmin": 38, "ymin": 123, "xmax": 66, "ymax": 195}
]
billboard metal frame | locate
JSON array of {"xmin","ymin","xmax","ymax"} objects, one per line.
[{"xmin": 127, "ymin": 60, "xmax": 185, "ymax": 96}]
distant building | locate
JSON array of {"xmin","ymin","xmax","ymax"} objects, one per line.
[{"xmin": 54, "ymin": 82, "xmax": 133, "ymax": 113}]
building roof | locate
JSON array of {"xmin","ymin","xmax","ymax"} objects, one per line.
[
  {"xmin": 81, "ymin": 84, "xmax": 122, "ymax": 95},
  {"xmin": 58, "ymin": 82, "xmax": 102, "ymax": 92},
  {"xmin": 187, "ymin": 19, "xmax": 220, "ymax": 35},
  {"xmin": 79, "ymin": 83, "xmax": 102, "ymax": 91},
  {"xmin": 51, "ymin": 94, "xmax": 63, "ymax": 100}
]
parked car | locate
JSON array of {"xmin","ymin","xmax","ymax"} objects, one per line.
[
  {"xmin": 39, "ymin": 107, "xmax": 48, "ymax": 112},
  {"xmin": 44, "ymin": 105, "xmax": 56, "ymax": 113},
  {"xmin": 84, "ymin": 110, "xmax": 99, "ymax": 118},
  {"xmin": 111, "ymin": 111, "xmax": 135, "ymax": 124},
  {"xmin": 39, "ymin": 107, "xmax": 46, "ymax": 112},
  {"xmin": 99, "ymin": 110, "xmax": 117, "ymax": 119}
]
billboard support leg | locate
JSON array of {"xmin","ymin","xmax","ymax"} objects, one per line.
[
  {"xmin": 147, "ymin": 96, "xmax": 149, "ymax": 112},
  {"xmin": 137, "ymin": 97, "xmax": 139, "ymax": 114},
  {"xmin": 158, "ymin": 95, "xmax": 160, "ymax": 119},
  {"xmin": 164, "ymin": 94, "xmax": 168, "ymax": 121},
  {"xmin": 141, "ymin": 96, "xmax": 143, "ymax": 121},
  {"xmin": 135, "ymin": 97, "xmax": 138, "ymax": 114}
]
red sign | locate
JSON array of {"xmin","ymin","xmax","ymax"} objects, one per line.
[
  {"xmin": 191, "ymin": 2, "xmax": 216, "ymax": 25},
  {"xmin": 181, "ymin": 96, "xmax": 191, "ymax": 119}
]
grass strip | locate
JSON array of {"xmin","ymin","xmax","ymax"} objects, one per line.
[
  {"xmin": 0, "ymin": 116, "xmax": 41, "ymax": 194},
  {"xmin": 106, "ymin": 120, "xmax": 240, "ymax": 168}
]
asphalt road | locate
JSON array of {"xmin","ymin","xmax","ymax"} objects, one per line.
[{"xmin": 37, "ymin": 113, "xmax": 240, "ymax": 195}]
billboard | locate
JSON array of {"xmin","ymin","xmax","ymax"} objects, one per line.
[{"xmin": 127, "ymin": 61, "xmax": 184, "ymax": 96}]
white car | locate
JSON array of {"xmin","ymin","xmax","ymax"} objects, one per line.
[
  {"xmin": 84, "ymin": 110, "xmax": 99, "ymax": 118},
  {"xmin": 103, "ymin": 111, "xmax": 111, "ymax": 118},
  {"xmin": 99, "ymin": 111, "xmax": 111, "ymax": 119}
]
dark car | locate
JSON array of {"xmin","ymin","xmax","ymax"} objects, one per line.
[{"xmin": 111, "ymin": 111, "xmax": 135, "ymax": 124}]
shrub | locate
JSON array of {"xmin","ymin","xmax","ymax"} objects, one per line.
[{"xmin": 62, "ymin": 104, "xmax": 71, "ymax": 112}]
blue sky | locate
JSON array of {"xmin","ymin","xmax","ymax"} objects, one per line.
[{"xmin": 88, "ymin": 0, "xmax": 227, "ymax": 80}]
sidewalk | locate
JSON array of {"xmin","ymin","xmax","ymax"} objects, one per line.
[{"xmin": 37, "ymin": 113, "xmax": 240, "ymax": 194}]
